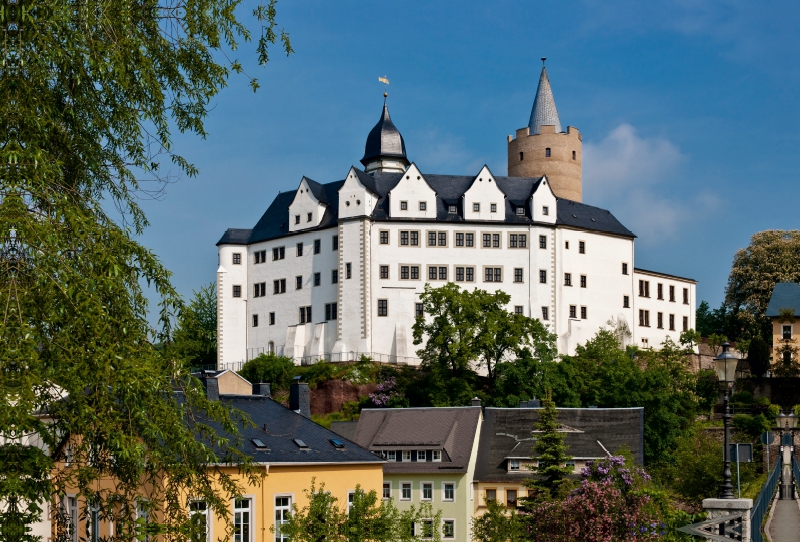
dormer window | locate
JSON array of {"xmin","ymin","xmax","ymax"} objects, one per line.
[
  {"xmin": 509, "ymin": 459, "xmax": 520, "ymax": 471},
  {"xmin": 448, "ymin": 205, "xmax": 457, "ymax": 214},
  {"xmin": 432, "ymin": 450, "xmax": 441, "ymax": 462},
  {"xmin": 419, "ymin": 201, "xmax": 427, "ymax": 211},
  {"xmin": 473, "ymin": 203, "xmax": 480, "ymax": 212},
  {"xmin": 542, "ymin": 206, "xmax": 549, "ymax": 216},
  {"xmin": 516, "ymin": 207, "xmax": 525, "ymax": 216},
  {"xmin": 294, "ymin": 215, "xmax": 300, "ymax": 224},
  {"xmin": 307, "ymin": 212, "xmax": 312, "ymax": 222},
  {"xmin": 417, "ymin": 450, "xmax": 426, "ymax": 461}
]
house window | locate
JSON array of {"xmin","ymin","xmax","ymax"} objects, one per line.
[
  {"xmin": 332, "ymin": 270, "xmax": 338, "ymax": 283},
  {"xmin": 473, "ymin": 203, "xmax": 480, "ymax": 212},
  {"xmin": 485, "ymin": 489, "xmax": 497, "ymax": 503},
  {"xmin": 386, "ymin": 451, "xmax": 396, "ymax": 461},
  {"xmin": 422, "ymin": 483, "xmax": 433, "ymax": 501},
  {"xmin": 455, "ymin": 233, "xmax": 464, "ymax": 246},
  {"xmin": 639, "ymin": 309, "xmax": 650, "ymax": 327},
  {"xmin": 417, "ymin": 520, "xmax": 434, "ymax": 539},
  {"xmin": 514, "ymin": 268, "xmax": 523, "ymax": 283},
  {"xmin": 541, "ymin": 307, "xmax": 549, "ymax": 320},
  {"xmin": 438, "ymin": 232, "xmax": 447, "ymax": 246},
  {"xmin": 294, "ymin": 215, "xmax": 300, "ymax": 224},
  {"xmin": 783, "ymin": 325, "xmax": 793, "ymax": 340},
  {"xmin": 234, "ymin": 499, "xmax": 251, "ymax": 542},
  {"xmin": 580, "ymin": 275, "xmax": 587, "ymax": 288},
  {"xmin": 273, "ymin": 247, "xmax": 285, "ymax": 260},
  {"xmin": 383, "ymin": 483, "xmax": 391, "ymax": 500},
  {"xmin": 448, "ymin": 205, "xmax": 457, "ymax": 213},
  {"xmin": 380, "ymin": 265, "xmax": 389, "ymax": 279},
  {"xmin": 295, "ymin": 276, "xmax": 303, "ymax": 290},
  {"xmin": 429, "ymin": 266, "xmax": 437, "ymax": 280},
  {"xmin": 542, "ymin": 206, "xmax": 549, "ymax": 216},
  {"xmin": 401, "ymin": 483, "xmax": 412, "ymax": 500},
  {"xmin": 564, "ymin": 273, "xmax": 572, "ymax": 286},
  {"xmin": 439, "ymin": 267, "xmax": 447, "ymax": 280},
  {"xmin": 539, "ymin": 235, "xmax": 547, "ymax": 249},
  {"xmin": 232, "ymin": 253, "xmax": 241, "ymax": 265},
  {"xmin": 510, "ymin": 234, "xmax": 518, "ymax": 248},
  {"xmin": 325, "ymin": 303, "xmax": 338, "ymax": 321},
  {"xmin": 509, "ymin": 459, "xmax": 520, "ymax": 471},
  {"xmin": 484, "ymin": 268, "xmax": 502, "ymax": 282},
  {"xmin": 639, "ymin": 280, "xmax": 650, "ymax": 297},
  {"xmin": 269, "ymin": 312, "xmax": 275, "ymax": 325},
  {"xmin": 416, "ymin": 303, "xmax": 424, "ymax": 318},
  {"xmin": 189, "ymin": 501, "xmax": 209, "ymax": 542},
  {"xmin": 273, "ymin": 279, "xmax": 286, "ymax": 294},
  {"xmin": 400, "ymin": 201, "xmax": 408, "ymax": 210},
  {"xmin": 545, "ymin": 147, "xmax": 551, "ymax": 157},
  {"xmin": 411, "ymin": 231, "xmax": 419, "ymax": 246},
  {"xmin": 412, "ymin": 266, "xmax": 420, "ymax": 279},
  {"xmin": 506, "ymin": 490, "xmax": 517, "ymax": 508},
  {"xmin": 443, "ymin": 483, "xmax": 454, "ymax": 501},
  {"xmin": 419, "ymin": 201, "xmax": 427, "ymax": 211},
  {"xmin": 275, "ymin": 497, "xmax": 291, "ymax": 542},
  {"xmin": 580, "ymin": 306, "xmax": 587, "ymax": 319},
  {"xmin": 669, "ymin": 314, "xmax": 675, "ymax": 330},
  {"xmin": 683, "ymin": 288, "xmax": 689, "ymax": 304},
  {"xmin": 683, "ymin": 316, "xmax": 689, "ymax": 332},
  {"xmin": 401, "ymin": 266, "xmax": 410, "ymax": 280},
  {"xmin": 377, "ymin": 299, "xmax": 388, "ymax": 317},
  {"xmin": 380, "ymin": 231, "xmax": 389, "ymax": 244},
  {"xmin": 669, "ymin": 285, "xmax": 675, "ymax": 302},
  {"xmin": 332, "ymin": 235, "xmax": 339, "ymax": 250},
  {"xmin": 514, "ymin": 306, "xmax": 524, "ymax": 315},
  {"xmin": 516, "ymin": 207, "xmax": 525, "ymax": 216},
  {"xmin": 346, "ymin": 263, "xmax": 352, "ymax": 279},
  {"xmin": 456, "ymin": 267, "xmax": 464, "ymax": 282},
  {"xmin": 233, "ymin": 285, "xmax": 242, "ymax": 298},
  {"xmin": 623, "ymin": 295, "xmax": 630, "ymax": 308},
  {"xmin": 493, "ymin": 234, "xmax": 500, "ymax": 248},
  {"xmin": 299, "ymin": 306, "xmax": 312, "ymax": 324},
  {"xmin": 569, "ymin": 305, "xmax": 577, "ymax": 319},
  {"xmin": 432, "ymin": 450, "xmax": 442, "ymax": 462},
  {"xmin": 539, "ymin": 270, "xmax": 547, "ymax": 283},
  {"xmin": 314, "ymin": 272, "xmax": 321, "ymax": 286},
  {"xmin": 314, "ymin": 239, "xmax": 321, "ymax": 254},
  {"xmin": 655, "ymin": 312, "xmax": 662, "ymax": 329},
  {"xmin": 296, "ymin": 242, "xmax": 303, "ymax": 257},
  {"xmin": 254, "ymin": 250, "xmax": 266, "ymax": 264},
  {"xmin": 254, "ymin": 282, "xmax": 266, "ymax": 297},
  {"xmin": 657, "ymin": 283, "xmax": 663, "ymax": 300},
  {"xmin": 579, "ymin": 241, "xmax": 585, "ymax": 254},
  {"xmin": 252, "ymin": 314, "xmax": 259, "ymax": 327},
  {"xmin": 483, "ymin": 234, "xmax": 491, "ymax": 248},
  {"xmin": 622, "ymin": 262, "xmax": 628, "ymax": 275},
  {"xmin": 519, "ymin": 234, "xmax": 527, "ymax": 247},
  {"xmin": 401, "ymin": 231, "xmax": 409, "ymax": 245},
  {"xmin": 490, "ymin": 203, "xmax": 497, "ymax": 213}
]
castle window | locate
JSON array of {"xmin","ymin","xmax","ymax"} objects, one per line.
[
  {"xmin": 569, "ymin": 305, "xmax": 577, "ymax": 318},
  {"xmin": 542, "ymin": 206, "xmax": 549, "ymax": 216},
  {"xmin": 232, "ymin": 285, "xmax": 241, "ymax": 298},
  {"xmin": 515, "ymin": 306, "xmax": 524, "ymax": 315},
  {"xmin": 314, "ymin": 272, "xmax": 321, "ymax": 286},
  {"xmin": 377, "ymin": 299, "xmax": 388, "ymax": 317},
  {"xmin": 268, "ymin": 341, "xmax": 275, "ymax": 352},
  {"xmin": 325, "ymin": 303, "xmax": 338, "ymax": 321},
  {"xmin": 400, "ymin": 201, "xmax": 408, "ymax": 210},
  {"xmin": 657, "ymin": 284, "xmax": 663, "ymax": 300},
  {"xmin": 490, "ymin": 203, "xmax": 497, "ymax": 213},
  {"xmin": 307, "ymin": 212, "xmax": 312, "ymax": 222},
  {"xmin": 541, "ymin": 307, "xmax": 549, "ymax": 320},
  {"xmin": 252, "ymin": 314, "xmax": 259, "ymax": 327},
  {"xmin": 332, "ymin": 235, "xmax": 339, "ymax": 250},
  {"xmin": 380, "ymin": 265, "xmax": 389, "ymax": 279},
  {"xmin": 295, "ymin": 276, "xmax": 303, "ymax": 290},
  {"xmin": 669, "ymin": 314, "xmax": 675, "ymax": 330},
  {"xmin": 580, "ymin": 306, "xmax": 587, "ymax": 320},
  {"xmin": 473, "ymin": 203, "xmax": 480, "ymax": 212},
  {"xmin": 657, "ymin": 312, "xmax": 663, "ymax": 329},
  {"xmin": 580, "ymin": 275, "xmax": 586, "ymax": 288},
  {"xmin": 295, "ymin": 215, "xmax": 300, "ymax": 224},
  {"xmin": 623, "ymin": 295, "xmax": 630, "ymax": 308},
  {"xmin": 683, "ymin": 288, "xmax": 689, "ymax": 304},
  {"xmin": 232, "ymin": 253, "xmax": 241, "ymax": 265},
  {"xmin": 273, "ymin": 279, "xmax": 286, "ymax": 294},
  {"xmin": 314, "ymin": 239, "xmax": 321, "ymax": 254},
  {"xmin": 514, "ymin": 268, "xmax": 523, "ymax": 283},
  {"xmin": 380, "ymin": 231, "xmax": 389, "ymax": 245},
  {"xmin": 572, "ymin": 150, "xmax": 576, "ymax": 160},
  {"xmin": 545, "ymin": 148, "xmax": 551, "ymax": 157},
  {"xmin": 346, "ymin": 263, "xmax": 352, "ymax": 279},
  {"xmin": 448, "ymin": 205, "xmax": 457, "ymax": 214},
  {"xmin": 683, "ymin": 316, "xmax": 689, "ymax": 332},
  {"xmin": 539, "ymin": 235, "xmax": 547, "ymax": 249},
  {"xmin": 516, "ymin": 207, "xmax": 525, "ymax": 216},
  {"xmin": 579, "ymin": 241, "xmax": 585, "ymax": 254},
  {"xmin": 519, "ymin": 152, "xmax": 524, "ymax": 161},
  {"xmin": 296, "ymin": 242, "xmax": 303, "ymax": 257},
  {"xmin": 622, "ymin": 263, "xmax": 628, "ymax": 275},
  {"xmin": 416, "ymin": 303, "xmax": 424, "ymax": 317},
  {"xmin": 269, "ymin": 313, "xmax": 275, "ymax": 325},
  {"xmin": 299, "ymin": 306, "xmax": 312, "ymax": 324},
  {"xmin": 273, "ymin": 247, "xmax": 285, "ymax": 260},
  {"xmin": 332, "ymin": 270, "xmax": 338, "ymax": 283},
  {"xmin": 419, "ymin": 201, "xmax": 427, "ymax": 211},
  {"xmin": 564, "ymin": 273, "xmax": 572, "ymax": 286},
  {"xmin": 539, "ymin": 270, "xmax": 547, "ymax": 284}
]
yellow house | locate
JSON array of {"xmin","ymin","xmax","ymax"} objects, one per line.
[
  {"xmin": 766, "ymin": 282, "xmax": 800, "ymax": 366},
  {"xmin": 49, "ymin": 377, "xmax": 384, "ymax": 542}
]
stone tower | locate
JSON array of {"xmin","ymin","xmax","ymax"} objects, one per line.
[{"xmin": 507, "ymin": 63, "xmax": 582, "ymax": 202}]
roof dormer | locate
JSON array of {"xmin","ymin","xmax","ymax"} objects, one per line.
[
  {"xmin": 288, "ymin": 177, "xmax": 328, "ymax": 232},
  {"xmin": 339, "ymin": 167, "xmax": 378, "ymax": 220},
  {"xmin": 387, "ymin": 163, "xmax": 437, "ymax": 219},
  {"xmin": 463, "ymin": 165, "xmax": 506, "ymax": 222},
  {"xmin": 530, "ymin": 176, "xmax": 557, "ymax": 224}
]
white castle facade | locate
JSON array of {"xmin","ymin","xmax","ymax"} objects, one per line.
[{"xmin": 216, "ymin": 67, "xmax": 696, "ymax": 366}]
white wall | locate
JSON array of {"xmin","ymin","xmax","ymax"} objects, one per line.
[
  {"xmin": 288, "ymin": 177, "xmax": 327, "ymax": 233},
  {"xmin": 463, "ymin": 166, "xmax": 506, "ymax": 222},
  {"xmin": 632, "ymin": 269, "xmax": 696, "ymax": 350},
  {"xmin": 218, "ymin": 245, "xmax": 248, "ymax": 364},
  {"xmin": 387, "ymin": 164, "xmax": 437, "ymax": 219}
]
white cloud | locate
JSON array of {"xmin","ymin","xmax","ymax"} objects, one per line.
[{"xmin": 583, "ymin": 124, "xmax": 719, "ymax": 243}]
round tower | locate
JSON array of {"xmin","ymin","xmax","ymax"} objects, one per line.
[{"xmin": 507, "ymin": 62, "xmax": 582, "ymax": 202}]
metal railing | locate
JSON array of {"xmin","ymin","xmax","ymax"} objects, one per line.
[
  {"xmin": 211, "ymin": 351, "xmax": 423, "ymax": 374},
  {"xmin": 751, "ymin": 456, "xmax": 781, "ymax": 542},
  {"xmin": 794, "ymin": 455, "xmax": 800, "ymax": 496}
]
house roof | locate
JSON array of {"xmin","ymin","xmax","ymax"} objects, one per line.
[
  {"xmin": 352, "ymin": 407, "xmax": 481, "ymax": 474},
  {"xmin": 766, "ymin": 282, "xmax": 800, "ymax": 318},
  {"xmin": 217, "ymin": 170, "xmax": 635, "ymax": 246},
  {"xmin": 528, "ymin": 65, "xmax": 562, "ymax": 134},
  {"xmin": 201, "ymin": 394, "xmax": 383, "ymax": 465},
  {"xmin": 474, "ymin": 407, "xmax": 644, "ymax": 483}
]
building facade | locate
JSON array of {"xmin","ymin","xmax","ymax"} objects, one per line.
[{"xmin": 216, "ymin": 67, "xmax": 696, "ymax": 366}]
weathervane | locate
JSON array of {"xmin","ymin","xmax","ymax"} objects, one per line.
[{"xmin": 378, "ymin": 75, "xmax": 389, "ymax": 99}]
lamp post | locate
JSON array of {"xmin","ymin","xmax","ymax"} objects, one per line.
[
  {"xmin": 779, "ymin": 411, "xmax": 797, "ymax": 499},
  {"xmin": 714, "ymin": 342, "xmax": 739, "ymax": 499}
]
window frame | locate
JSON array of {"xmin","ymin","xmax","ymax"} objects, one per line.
[
  {"xmin": 400, "ymin": 482, "xmax": 412, "ymax": 501},
  {"xmin": 274, "ymin": 495, "xmax": 293, "ymax": 542},
  {"xmin": 377, "ymin": 299, "xmax": 388, "ymax": 317},
  {"xmin": 514, "ymin": 268, "xmax": 523, "ymax": 283},
  {"xmin": 483, "ymin": 266, "xmax": 502, "ymax": 283},
  {"xmin": 232, "ymin": 253, "xmax": 241, "ymax": 265},
  {"xmin": 421, "ymin": 482, "xmax": 433, "ymax": 502},
  {"xmin": 233, "ymin": 497, "xmax": 253, "ymax": 542},
  {"xmin": 379, "ymin": 230, "xmax": 389, "ymax": 245}
]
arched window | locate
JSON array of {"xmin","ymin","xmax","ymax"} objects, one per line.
[
  {"xmin": 545, "ymin": 148, "xmax": 551, "ymax": 157},
  {"xmin": 268, "ymin": 341, "xmax": 275, "ymax": 354},
  {"xmin": 519, "ymin": 152, "xmax": 524, "ymax": 161},
  {"xmin": 572, "ymin": 150, "xmax": 576, "ymax": 160}
]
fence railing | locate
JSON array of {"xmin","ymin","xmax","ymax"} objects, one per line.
[
  {"xmin": 794, "ymin": 455, "xmax": 800, "ymax": 495},
  {"xmin": 205, "ymin": 351, "xmax": 423, "ymax": 374},
  {"xmin": 751, "ymin": 455, "xmax": 781, "ymax": 542}
]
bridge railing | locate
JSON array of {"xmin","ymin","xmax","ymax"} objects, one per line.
[{"xmin": 751, "ymin": 456, "xmax": 781, "ymax": 542}]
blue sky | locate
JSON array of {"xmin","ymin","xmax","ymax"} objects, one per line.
[{"xmin": 137, "ymin": 0, "xmax": 800, "ymax": 314}]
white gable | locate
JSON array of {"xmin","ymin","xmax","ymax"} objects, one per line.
[
  {"xmin": 288, "ymin": 177, "xmax": 327, "ymax": 232},
  {"xmin": 531, "ymin": 176, "xmax": 557, "ymax": 224},
  {"xmin": 463, "ymin": 165, "xmax": 506, "ymax": 222},
  {"xmin": 339, "ymin": 167, "xmax": 378, "ymax": 219},
  {"xmin": 387, "ymin": 163, "xmax": 437, "ymax": 219}
]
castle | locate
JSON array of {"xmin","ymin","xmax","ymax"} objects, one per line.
[{"xmin": 215, "ymin": 65, "xmax": 696, "ymax": 366}]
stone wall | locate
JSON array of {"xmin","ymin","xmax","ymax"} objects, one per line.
[{"xmin": 309, "ymin": 379, "xmax": 376, "ymax": 416}]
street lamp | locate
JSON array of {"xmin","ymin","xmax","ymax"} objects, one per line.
[
  {"xmin": 714, "ymin": 342, "xmax": 739, "ymax": 499},
  {"xmin": 779, "ymin": 410, "xmax": 797, "ymax": 499}
]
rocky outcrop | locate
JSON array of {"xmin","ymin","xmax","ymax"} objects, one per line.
[{"xmin": 309, "ymin": 379, "xmax": 376, "ymax": 416}]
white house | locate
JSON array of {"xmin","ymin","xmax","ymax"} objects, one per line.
[{"xmin": 216, "ymin": 68, "xmax": 696, "ymax": 366}]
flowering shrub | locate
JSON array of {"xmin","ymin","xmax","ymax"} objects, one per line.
[
  {"xmin": 580, "ymin": 455, "xmax": 651, "ymax": 494},
  {"xmin": 367, "ymin": 377, "xmax": 407, "ymax": 408}
]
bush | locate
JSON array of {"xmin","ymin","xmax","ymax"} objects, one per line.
[
  {"xmin": 238, "ymin": 354, "xmax": 295, "ymax": 390},
  {"xmin": 655, "ymin": 428, "xmax": 721, "ymax": 503}
]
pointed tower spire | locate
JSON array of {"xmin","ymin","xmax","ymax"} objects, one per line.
[{"xmin": 528, "ymin": 60, "xmax": 562, "ymax": 135}]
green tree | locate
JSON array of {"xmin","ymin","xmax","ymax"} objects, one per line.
[
  {"xmin": 170, "ymin": 283, "xmax": 218, "ymax": 368},
  {"xmin": 239, "ymin": 353, "xmax": 297, "ymax": 390},
  {"xmin": 747, "ymin": 335, "xmax": 771, "ymax": 377},
  {"xmin": 527, "ymin": 389, "xmax": 574, "ymax": 500},
  {"xmin": 0, "ymin": 1, "xmax": 291, "ymax": 540},
  {"xmin": 725, "ymin": 229, "xmax": 800, "ymax": 341},
  {"xmin": 471, "ymin": 499, "xmax": 525, "ymax": 542},
  {"xmin": 696, "ymin": 300, "xmax": 731, "ymax": 338}
]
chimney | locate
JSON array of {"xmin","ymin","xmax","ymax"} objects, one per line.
[
  {"xmin": 205, "ymin": 378, "xmax": 220, "ymax": 401},
  {"xmin": 289, "ymin": 377, "xmax": 310, "ymax": 418},
  {"xmin": 253, "ymin": 383, "xmax": 271, "ymax": 397},
  {"xmin": 528, "ymin": 399, "xmax": 541, "ymax": 408},
  {"xmin": 471, "ymin": 397, "xmax": 482, "ymax": 407}
]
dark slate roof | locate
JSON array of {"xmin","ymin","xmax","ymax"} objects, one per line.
[
  {"xmin": 204, "ymin": 395, "xmax": 383, "ymax": 464},
  {"xmin": 304, "ymin": 177, "xmax": 329, "ymax": 205},
  {"xmin": 352, "ymin": 407, "xmax": 481, "ymax": 474},
  {"xmin": 330, "ymin": 421, "xmax": 359, "ymax": 441},
  {"xmin": 528, "ymin": 66, "xmax": 563, "ymax": 135},
  {"xmin": 217, "ymin": 169, "xmax": 635, "ymax": 246},
  {"xmin": 634, "ymin": 267, "xmax": 696, "ymax": 284},
  {"xmin": 361, "ymin": 104, "xmax": 408, "ymax": 166},
  {"xmin": 766, "ymin": 283, "xmax": 800, "ymax": 318},
  {"xmin": 474, "ymin": 407, "xmax": 644, "ymax": 483}
]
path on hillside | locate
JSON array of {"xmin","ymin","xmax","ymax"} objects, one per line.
[{"xmin": 769, "ymin": 499, "xmax": 800, "ymax": 541}]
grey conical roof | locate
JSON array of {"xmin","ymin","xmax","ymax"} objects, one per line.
[
  {"xmin": 528, "ymin": 66, "xmax": 562, "ymax": 134},
  {"xmin": 361, "ymin": 103, "xmax": 408, "ymax": 166}
]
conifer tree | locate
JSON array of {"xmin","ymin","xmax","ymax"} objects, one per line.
[{"xmin": 527, "ymin": 389, "xmax": 574, "ymax": 500}]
